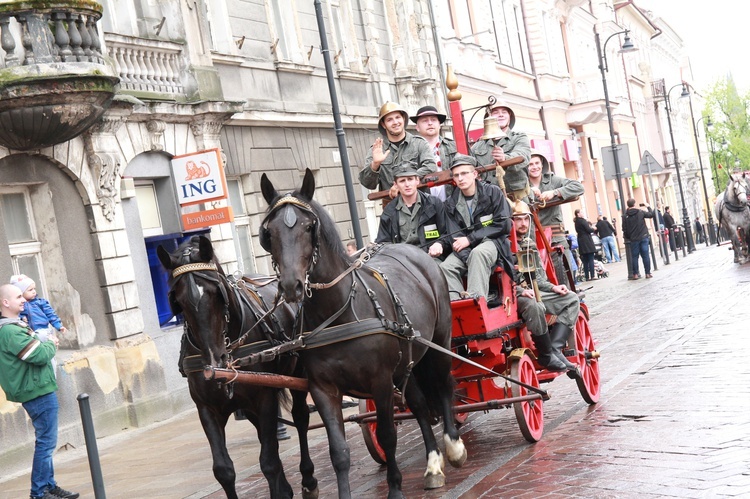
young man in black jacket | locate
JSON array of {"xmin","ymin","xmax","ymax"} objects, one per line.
[
  {"xmin": 622, "ymin": 198, "xmax": 655, "ymax": 280},
  {"xmin": 440, "ymin": 154, "xmax": 513, "ymax": 299}
]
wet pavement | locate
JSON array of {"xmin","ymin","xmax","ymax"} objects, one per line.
[{"xmin": 2, "ymin": 242, "xmax": 750, "ymax": 498}]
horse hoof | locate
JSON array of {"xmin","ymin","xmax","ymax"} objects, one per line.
[
  {"xmin": 424, "ymin": 472, "xmax": 446, "ymax": 489},
  {"xmin": 447, "ymin": 447, "xmax": 468, "ymax": 468},
  {"xmin": 302, "ymin": 486, "xmax": 319, "ymax": 499}
]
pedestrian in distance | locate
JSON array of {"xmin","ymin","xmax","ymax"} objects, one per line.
[
  {"xmin": 470, "ymin": 100, "xmax": 531, "ymax": 200},
  {"xmin": 595, "ymin": 215, "xmax": 621, "ymax": 263},
  {"xmin": 663, "ymin": 205, "xmax": 676, "ymax": 251},
  {"xmin": 622, "ymin": 199, "xmax": 655, "ymax": 280},
  {"xmin": 694, "ymin": 217, "xmax": 705, "ymax": 244},
  {"xmin": 359, "ymin": 101, "xmax": 437, "ymax": 198},
  {"xmin": 345, "ymin": 241, "xmax": 357, "ymax": 256},
  {"xmin": 410, "ymin": 105, "xmax": 457, "ymax": 201},
  {"xmin": 375, "ymin": 162, "xmax": 452, "ymax": 262},
  {"xmin": 440, "ymin": 154, "xmax": 514, "ymax": 300},
  {"xmin": 0, "ymin": 284, "xmax": 79, "ymax": 499},
  {"xmin": 10, "ymin": 274, "xmax": 67, "ymax": 375},
  {"xmin": 574, "ymin": 209, "xmax": 597, "ymax": 281}
]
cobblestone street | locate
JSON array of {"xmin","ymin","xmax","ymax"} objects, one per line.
[{"xmin": 2, "ymin": 244, "xmax": 749, "ymax": 498}]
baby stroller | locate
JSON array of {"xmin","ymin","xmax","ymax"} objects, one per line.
[{"xmin": 594, "ymin": 259, "xmax": 609, "ymax": 278}]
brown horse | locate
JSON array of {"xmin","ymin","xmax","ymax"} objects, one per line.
[
  {"xmin": 157, "ymin": 236, "xmax": 318, "ymax": 499},
  {"xmin": 260, "ymin": 169, "xmax": 466, "ymax": 499}
]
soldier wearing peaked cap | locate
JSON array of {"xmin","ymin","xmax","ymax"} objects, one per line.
[
  {"xmin": 375, "ymin": 161, "xmax": 453, "ymax": 260},
  {"xmin": 470, "ymin": 100, "xmax": 531, "ymax": 201},
  {"xmin": 440, "ymin": 154, "xmax": 514, "ymax": 300},
  {"xmin": 359, "ymin": 102, "xmax": 437, "ymax": 196}
]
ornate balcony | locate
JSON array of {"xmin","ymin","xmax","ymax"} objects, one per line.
[{"xmin": 0, "ymin": 1, "xmax": 118, "ymax": 151}]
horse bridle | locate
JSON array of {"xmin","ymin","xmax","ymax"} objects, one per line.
[{"xmin": 262, "ymin": 194, "xmax": 321, "ymax": 297}]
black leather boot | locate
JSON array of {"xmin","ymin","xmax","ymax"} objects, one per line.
[
  {"xmin": 548, "ymin": 323, "xmax": 577, "ymax": 371},
  {"xmin": 531, "ymin": 332, "xmax": 568, "ymax": 372}
]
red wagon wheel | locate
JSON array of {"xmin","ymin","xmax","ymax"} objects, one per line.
[
  {"xmin": 575, "ymin": 312, "xmax": 600, "ymax": 404},
  {"xmin": 510, "ymin": 353, "xmax": 544, "ymax": 442},
  {"xmin": 358, "ymin": 399, "xmax": 387, "ymax": 464}
]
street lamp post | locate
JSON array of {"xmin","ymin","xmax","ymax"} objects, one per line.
[
  {"xmin": 595, "ymin": 27, "xmax": 637, "ymax": 278},
  {"xmin": 662, "ymin": 83, "xmax": 695, "ymax": 253},
  {"xmin": 684, "ymin": 82, "xmax": 716, "ymax": 245}
]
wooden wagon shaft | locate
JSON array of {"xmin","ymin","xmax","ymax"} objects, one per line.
[
  {"xmin": 367, "ymin": 156, "xmax": 524, "ymax": 201},
  {"xmin": 204, "ymin": 366, "xmax": 309, "ymax": 392},
  {"xmin": 306, "ymin": 394, "xmax": 545, "ymax": 430}
]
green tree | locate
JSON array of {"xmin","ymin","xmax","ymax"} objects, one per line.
[{"xmin": 703, "ymin": 75, "xmax": 750, "ymax": 192}]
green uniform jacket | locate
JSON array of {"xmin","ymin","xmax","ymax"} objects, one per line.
[
  {"xmin": 470, "ymin": 130, "xmax": 531, "ymax": 191},
  {"xmin": 375, "ymin": 190, "xmax": 453, "ymax": 258},
  {"xmin": 0, "ymin": 319, "xmax": 57, "ymax": 403},
  {"xmin": 537, "ymin": 172, "xmax": 585, "ymax": 242},
  {"xmin": 359, "ymin": 132, "xmax": 437, "ymax": 190}
]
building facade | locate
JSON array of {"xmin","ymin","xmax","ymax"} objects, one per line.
[{"xmin": 0, "ymin": 0, "xmax": 708, "ymax": 474}]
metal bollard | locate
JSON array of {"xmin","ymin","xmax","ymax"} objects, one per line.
[
  {"xmin": 669, "ymin": 228, "xmax": 679, "ymax": 261},
  {"xmin": 648, "ymin": 235, "xmax": 658, "ymax": 271},
  {"xmin": 660, "ymin": 229, "xmax": 670, "ymax": 265},
  {"xmin": 77, "ymin": 393, "xmax": 107, "ymax": 499}
]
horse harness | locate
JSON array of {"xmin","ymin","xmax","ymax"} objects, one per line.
[{"xmin": 170, "ymin": 257, "xmax": 288, "ymax": 377}]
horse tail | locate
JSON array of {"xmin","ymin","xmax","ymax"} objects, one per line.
[{"xmin": 278, "ymin": 387, "xmax": 293, "ymax": 413}]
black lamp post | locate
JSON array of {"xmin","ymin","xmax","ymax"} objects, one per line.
[
  {"xmin": 595, "ymin": 27, "xmax": 637, "ymax": 277},
  {"xmin": 684, "ymin": 82, "xmax": 716, "ymax": 245},
  {"xmin": 662, "ymin": 82, "xmax": 695, "ymax": 253}
]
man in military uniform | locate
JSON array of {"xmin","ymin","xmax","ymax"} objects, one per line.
[
  {"xmin": 359, "ymin": 101, "xmax": 437, "ymax": 196},
  {"xmin": 440, "ymin": 154, "xmax": 513, "ymax": 300},
  {"xmin": 470, "ymin": 100, "xmax": 531, "ymax": 200},
  {"xmin": 528, "ymin": 148, "xmax": 584, "ymax": 287},
  {"xmin": 513, "ymin": 201, "xmax": 578, "ymax": 372},
  {"xmin": 375, "ymin": 162, "xmax": 452, "ymax": 260},
  {"xmin": 411, "ymin": 105, "xmax": 456, "ymax": 201}
]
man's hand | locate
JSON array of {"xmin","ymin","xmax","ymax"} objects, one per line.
[
  {"xmin": 520, "ymin": 288, "xmax": 535, "ymax": 299},
  {"xmin": 428, "ymin": 242, "xmax": 443, "ymax": 257},
  {"xmin": 50, "ymin": 333, "xmax": 60, "ymax": 348},
  {"xmin": 552, "ymin": 284, "xmax": 569, "ymax": 295},
  {"xmin": 491, "ymin": 146, "xmax": 506, "ymax": 164},
  {"xmin": 371, "ymin": 138, "xmax": 389, "ymax": 170},
  {"xmin": 388, "ymin": 183, "xmax": 399, "ymax": 199},
  {"xmin": 538, "ymin": 189, "xmax": 557, "ymax": 201},
  {"xmin": 452, "ymin": 236, "xmax": 470, "ymax": 252}
]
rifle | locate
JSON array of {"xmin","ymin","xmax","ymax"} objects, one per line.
[{"xmin": 366, "ymin": 156, "xmax": 524, "ymax": 201}]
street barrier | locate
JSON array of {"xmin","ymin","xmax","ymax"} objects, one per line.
[{"xmin": 77, "ymin": 393, "xmax": 107, "ymax": 498}]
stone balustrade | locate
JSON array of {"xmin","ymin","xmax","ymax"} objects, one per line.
[
  {"xmin": 104, "ymin": 34, "xmax": 186, "ymax": 97},
  {"xmin": 0, "ymin": 3, "xmax": 104, "ymax": 68}
]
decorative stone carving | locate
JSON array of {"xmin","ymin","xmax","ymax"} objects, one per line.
[
  {"xmin": 190, "ymin": 119, "xmax": 224, "ymax": 150},
  {"xmin": 83, "ymin": 132, "xmax": 122, "ymax": 222},
  {"xmin": 146, "ymin": 120, "xmax": 166, "ymax": 151}
]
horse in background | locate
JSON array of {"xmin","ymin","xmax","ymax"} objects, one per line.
[
  {"xmin": 714, "ymin": 172, "xmax": 750, "ymax": 263},
  {"xmin": 157, "ymin": 236, "xmax": 318, "ymax": 499},
  {"xmin": 260, "ymin": 169, "xmax": 466, "ymax": 499}
]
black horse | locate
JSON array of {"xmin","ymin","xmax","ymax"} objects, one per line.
[
  {"xmin": 157, "ymin": 236, "xmax": 318, "ymax": 499},
  {"xmin": 260, "ymin": 169, "xmax": 466, "ymax": 499}
]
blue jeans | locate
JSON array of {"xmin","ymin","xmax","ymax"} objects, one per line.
[
  {"xmin": 601, "ymin": 235, "xmax": 620, "ymax": 262},
  {"xmin": 23, "ymin": 391, "xmax": 58, "ymax": 498},
  {"xmin": 631, "ymin": 237, "xmax": 651, "ymax": 276}
]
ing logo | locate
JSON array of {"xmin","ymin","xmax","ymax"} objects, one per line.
[{"xmin": 185, "ymin": 160, "xmax": 210, "ymax": 180}]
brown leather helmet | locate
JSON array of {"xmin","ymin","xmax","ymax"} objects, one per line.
[
  {"xmin": 378, "ymin": 102, "xmax": 409, "ymax": 136},
  {"xmin": 485, "ymin": 100, "xmax": 516, "ymax": 129},
  {"xmin": 511, "ymin": 200, "xmax": 531, "ymax": 217}
]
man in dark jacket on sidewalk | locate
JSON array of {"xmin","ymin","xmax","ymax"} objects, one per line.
[
  {"xmin": 375, "ymin": 162, "xmax": 452, "ymax": 260},
  {"xmin": 595, "ymin": 215, "xmax": 620, "ymax": 263},
  {"xmin": 440, "ymin": 154, "xmax": 513, "ymax": 299},
  {"xmin": 622, "ymin": 199, "xmax": 655, "ymax": 280}
]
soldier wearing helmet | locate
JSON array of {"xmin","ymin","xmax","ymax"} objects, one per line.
[
  {"xmin": 512, "ymin": 200, "xmax": 578, "ymax": 372},
  {"xmin": 470, "ymin": 100, "xmax": 531, "ymax": 200},
  {"xmin": 359, "ymin": 101, "xmax": 437, "ymax": 195},
  {"xmin": 528, "ymin": 148, "xmax": 584, "ymax": 287}
]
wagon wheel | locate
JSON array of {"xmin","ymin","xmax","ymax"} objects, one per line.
[
  {"xmin": 358, "ymin": 399, "xmax": 387, "ymax": 465},
  {"xmin": 574, "ymin": 312, "xmax": 600, "ymax": 404},
  {"xmin": 510, "ymin": 354, "xmax": 544, "ymax": 443}
]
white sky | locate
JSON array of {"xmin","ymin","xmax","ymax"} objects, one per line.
[{"xmin": 639, "ymin": 0, "xmax": 747, "ymax": 93}]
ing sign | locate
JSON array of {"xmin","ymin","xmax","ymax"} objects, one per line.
[{"xmin": 171, "ymin": 148, "xmax": 227, "ymax": 206}]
